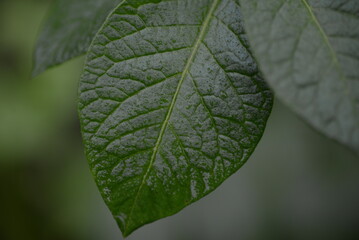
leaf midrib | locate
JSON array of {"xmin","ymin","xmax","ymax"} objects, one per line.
[
  {"xmin": 300, "ymin": 0, "xmax": 340, "ymax": 67},
  {"xmin": 300, "ymin": 0, "xmax": 359, "ymax": 128},
  {"xmin": 124, "ymin": 0, "xmax": 220, "ymax": 234}
]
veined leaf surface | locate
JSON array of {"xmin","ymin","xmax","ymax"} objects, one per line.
[
  {"xmin": 78, "ymin": 0, "xmax": 273, "ymax": 236},
  {"xmin": 33, "ymin": 0, "xmax": 124, "ymax": 76},
  {"xmin": 239, "ymin": 0, "xmax": 359, "ymax": 152}
]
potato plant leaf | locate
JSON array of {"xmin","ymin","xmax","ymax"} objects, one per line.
[
  {"xmin": 239, "ymin": 0, "xmax": 359, "ymax": 152},
  {"xmin": 78, "ymin": 0, "xmax": 273, "ymax": 236},
  {"xmin": 33, "ymin": 0, "xmax": 125, "ymax": 76}
]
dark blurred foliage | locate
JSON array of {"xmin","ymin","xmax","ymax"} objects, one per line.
[{"xmin": 0, "ymin": 0, "xmax": 358, "ymax": 240}]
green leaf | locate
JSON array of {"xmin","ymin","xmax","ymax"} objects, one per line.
[
  {"xmin": 78, "ymin": 0, "xmax": 273, "ymax": 236},
  {"xmin": 239, "ymin": 0, "xmax": 359, "ymax": 152},
  {"xmin": 33, "ymin": 0, "xmax": 125, "ymax": 76}
]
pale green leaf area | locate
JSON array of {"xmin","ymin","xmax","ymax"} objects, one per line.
[
  {"xmin": 78, "ymin": 0, "xmax": 273, "ymax": 236},
  {"xmin": 33, "ymin": 0, "xmax": 124, "ymax": 76},
  {"xmin": 239, "ymin": 0, "xmax": 359, "ymax": 153}
]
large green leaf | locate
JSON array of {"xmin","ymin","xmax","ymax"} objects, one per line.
[
  {"xmin": 239, "ymin": 0, "xmax": 359, "ymax": 152},
  {"xmin": 78, "ymin": 0, "xmax": 273, "ymax": 236},
  {"xmin": 33, "ymin": 0, "xmax": 125, "ymax": 76}
]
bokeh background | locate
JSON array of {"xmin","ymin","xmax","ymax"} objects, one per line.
[{"xmin": 0, "ymin": 0, "xmax": 358, "ymax": 239}]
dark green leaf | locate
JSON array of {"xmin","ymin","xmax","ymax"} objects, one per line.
[
  {"xmin": 239, "ymin": 0, "xmax": 359, "ymax": 152},
  {"xmin": 78, "ymin": 0, "xmax": 273, "ymax": 236},
  {"xmin": 33, "ymin": 0, "xmax": 125, "ymax": 76}
]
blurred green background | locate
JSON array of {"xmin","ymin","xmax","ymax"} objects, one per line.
[{"xmin": 0, "ymin": 0, "xmax": 358, "ymax": 239}]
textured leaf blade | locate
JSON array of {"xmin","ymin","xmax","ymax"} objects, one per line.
[
  {"xmin": 239, "ymin": 0, "xmax": 359, "ymax": 152},
  {"xmin": 78, "ymin": 0, "xmax": 273, "ymax": 236},
  {"xmin": 33, "ymin": 0, "xmax": 124, "ymax": 76}
]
